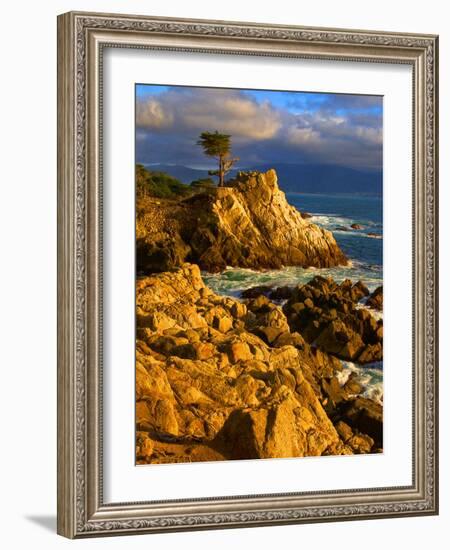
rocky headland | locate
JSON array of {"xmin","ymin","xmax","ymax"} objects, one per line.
[
  {"xmin": 135, "ymin": 167, "xmax": 383, "ymax": 464},
  {"xmin": 136, "ymin": 169, "xmax": 348, "ymax": 273}
]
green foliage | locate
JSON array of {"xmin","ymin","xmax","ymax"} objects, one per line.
[
  {"xmin": 136, "ymin": 164, "xmax": 192, "ymax": 198},
  {"xmin": 196, "ymin": 131, "xmax": 238, "ymax": 187},
  {"xmin": 190, "ymin": 177, "xmax": 216, "ymax": 189},
  {"xmin": 196, "ymin": 131, "xmax": 231, "ymax": 157}
]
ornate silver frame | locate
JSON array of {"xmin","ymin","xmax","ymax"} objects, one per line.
[{"xmin": 57, "ymin": 11, "xmax": 439, "ymax": 538}]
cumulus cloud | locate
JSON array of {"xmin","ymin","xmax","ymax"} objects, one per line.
[
  {"xmin": 137, "ymin": 88, "xmax": 282, "ymax": 140},
  {"xmin": 286, "ymin": 124, "xmax": 321, "ymax": 146},
  {"xmin": 136, "ymin": 99, "xmax": 173, "ymax": 128},
  {"xmin": 135, "ymin": 86, "xmax": 382, "ymax": 171}
]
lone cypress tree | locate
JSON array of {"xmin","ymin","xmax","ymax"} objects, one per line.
[{"xmin": 196, "ymin": 131, "xmax": 239, "ymax": 187}]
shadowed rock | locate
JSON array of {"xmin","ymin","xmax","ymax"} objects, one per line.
[
  {"xmin": 367, "ymin": 286, "xmax": 383, "ymax": 311},
  {"xmin": 336, "ymin": 396, "xmax": 383, "ymax": 449},
  {"xmin": 282, "ymin": 276, "xmax": 382, "ymax": 364}
]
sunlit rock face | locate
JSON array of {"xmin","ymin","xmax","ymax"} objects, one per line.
[
  {"xmin": 136, "ymin": 169, "xmax": 348, "ymax": 274},
  {"xmin": 135, "ymin": 264, "xmax": 382, "ymax": 465}
]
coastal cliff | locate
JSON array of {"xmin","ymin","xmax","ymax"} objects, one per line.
[
  {"xmin": 136, "ymin": 169, "xmax": 347, "ymax": 273},
  {"xmin": 136, "ymin": 264, "xmax": 382, "ymax": 464},
  {"xmin": 135, "ymin": 167, "xmax": 382, "ymax": 464}
]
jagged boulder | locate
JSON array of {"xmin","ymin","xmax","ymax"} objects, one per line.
[
  {"xmin": 283, "ymin": 276, "xmax": 383, "ymax": 364},
  {"xmin": 367, "ymin": 286, "xmax": 383, "ymax": 311},
  {"xmin": 215, "ymin": 386, "xmax": 344, "ymax": 459},
  {"xmin": 337, "ymin": 396, "xmax": 383, "ymax": 449}
]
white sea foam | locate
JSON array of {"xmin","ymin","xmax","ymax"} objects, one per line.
[
  {"xmin": 337, "ymin": 361, "xmax": 383, "ymax": 404},
  {"xmin": 356, "ymin": 302, "xmax": 383, "ymax": 321},
  {"xmin": 310, "ymin": 214, "xmax": 351, "ymax": 225},
  {"xmin": 203, "ymin": 262, "xmax": 382, "ymax": 298},
  {"xmin": 310, "ymin": 215, "xmax": 382, "ymax": 246}
]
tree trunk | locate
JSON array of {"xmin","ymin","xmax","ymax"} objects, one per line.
[{"xmin": 218, "ymin": 155, "xmax": 225, "ymax": 187}]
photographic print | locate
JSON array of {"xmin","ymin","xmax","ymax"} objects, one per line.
[{"xmin": 135, "ymin": 84, "xmax": 383, "ymax": 465}]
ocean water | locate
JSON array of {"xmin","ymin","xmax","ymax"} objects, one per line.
[
  {"xmin": 202, "ymin": 192, "xmax": 383, "ymax": 402},
  {"xmin": 203, "ymin": 192, "xmax": 383, "ymax": 296},
  {"xmin": 337, "ymin": 361, "xmax": 383, "ymax": 405},
  {"xmin": 291, "ymin": 192, "xmax": 382, "ymax": 276}
]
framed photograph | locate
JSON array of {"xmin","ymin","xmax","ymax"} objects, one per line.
[{"xmin": 57, "ymin": 11, "xmax": 439, "ymax": 538}]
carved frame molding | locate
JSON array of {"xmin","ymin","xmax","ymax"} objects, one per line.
[{"xmin": 57, "ymin": 11, "xmax": 438, "ymax": 538}]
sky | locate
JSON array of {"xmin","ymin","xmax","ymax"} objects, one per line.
[{"xmin": 135, "ymin": 84, "xmax": 382, "ymax": 172}]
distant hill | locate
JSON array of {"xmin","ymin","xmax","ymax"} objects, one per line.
[
  {"xmin": 251, "ymin": 163, "xmax": 382, "ymax": 195},
  {"xmin": 142, "ymin": 164, "xmax": 220, "ymax": 184},
  {"xmin": 143, "ymin": 163, "xmax": 382, "ymax": 195}
]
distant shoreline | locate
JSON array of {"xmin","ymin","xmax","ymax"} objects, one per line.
[
  {"xmin": 286, "ymin": 191, "xmax": 382, "ymax": 199},
  {"xmin": 140, "ymin": 162, "xmax": 383, "ymax": 196}
]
